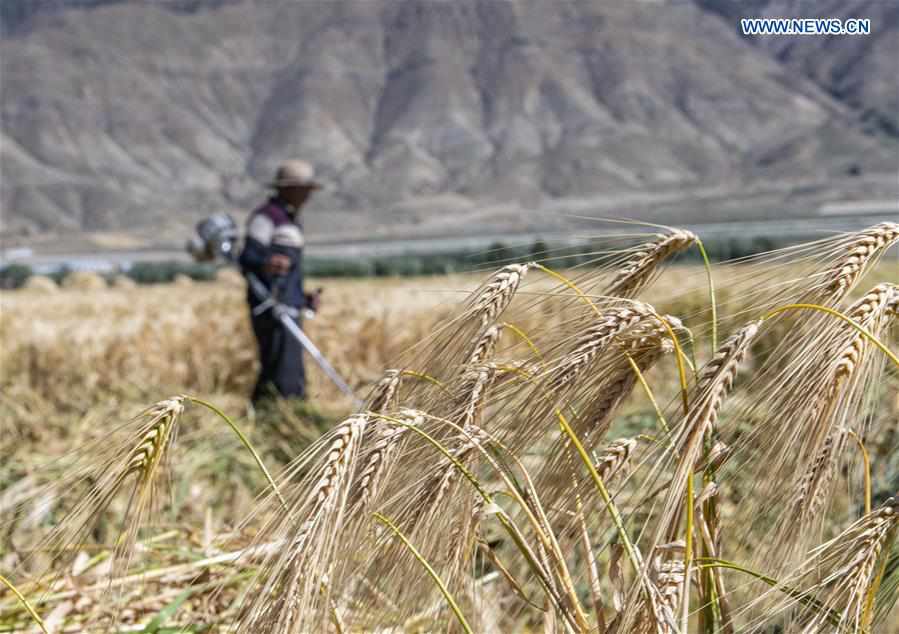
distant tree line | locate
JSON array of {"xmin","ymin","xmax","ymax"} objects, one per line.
[{"xmin": 0, "ymin": 234, "xmax": 795, "ymax": 290}]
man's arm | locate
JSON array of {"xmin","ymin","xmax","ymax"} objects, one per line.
[
  {"xmin": 239, "ymin": 235, "xmax": 271, "ymax": 276},
  {"xmin": 239, "ymin": 213, "xmax": 290, "ymax": 276},
  {"xmin": 239, "ymin": 213, "xmax": 272, "ymax": 275}
]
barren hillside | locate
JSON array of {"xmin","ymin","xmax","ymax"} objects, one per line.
[{"xmin": 1, "ymin": 0, "xmax": 896, "ymax": 244}]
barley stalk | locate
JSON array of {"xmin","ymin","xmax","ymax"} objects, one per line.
[
  {"xmin": 537, "ymin": 315, "xmax": 676, "ymax": 524},
  {"xmin": 595, "ymin": 438, "xmax": 638, "ymax": 482},
  {"xmin": 368, "ymin": 369, "xmax": 401, "ymax": 413},
  {"xmin": 240, "ymin": 415, "xmax": 368, "ymax": 633},
  {"xmin": 352, "ymin": 410, "xmax": 423, "ymax": 511},
  {"xmin": 311, "ymin": 416, "xmax": 368, "ymax": 509},
  {"xmin": 121, "ymin": 398, "xmax": 183, "ymax": 486},
  {"xmin": 791, "ymin": 428, "xmax": 846, "ymax": 527},
  {"xmin": 632, "ymin": 542, "xmax": 686, "ymax": 634},
  {"xmin": 672, "ymin": 322, "xmax": 759, "ymax": 462},
  {"xmin": 783, "ymin": 285, "xmax": 897, "ymax": 529},
  {"xmin": 422, "ymin": 421, "xmax": 491, "ymax": 522},
  {"xmin": 551, "ymin": 302, "xmax": 661, "ymax": 389},
  {"xmin": 662, "ymin": 321, "xmax": 759, "ymax": 542},
  {"xmin": 789, "ymin": 496, "xmax": 898, "ymax": 632},
  {"xmin": 464, "ymin": 324, "xmax": 504, "ymax": 370},
  {"xmin": 655, "ymin": 560, "xmax": 686, "ymax": 634},
  {"xmin": 606, "ymin": 230, "xmax": 698, "ymax": 297},
  {"xmin": 471, "ymin": 263, "xmax": 531, "ymax": 328},
  {"xmin": 825, "ymin": 223, "xmax": 899, "ymax": 299},
  {"xmin": 582, "ymin": 315, "xmax": 678, "ymax": 427}
]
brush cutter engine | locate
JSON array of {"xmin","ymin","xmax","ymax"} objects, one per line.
[{"xmin": 186, "ymin": 213, "xmax": 240, "ymax": 263}]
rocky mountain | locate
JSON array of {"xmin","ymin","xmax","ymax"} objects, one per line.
[
  {"xmin": 1, "ymin": 0, "xmax": 896, "ymax": 245},
  {"xmin": 698, "ymin": 0, "xmax": 899, "ymax": 134}
]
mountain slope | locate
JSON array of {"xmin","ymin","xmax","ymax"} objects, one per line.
[{"xmin": 1, "ymin": 0, "xmax": 896, "ymax": 242}]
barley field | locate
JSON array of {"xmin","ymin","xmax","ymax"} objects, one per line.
[{"xmin": 1, "ymin": 224, "xmax": 898, "ymax": 633}]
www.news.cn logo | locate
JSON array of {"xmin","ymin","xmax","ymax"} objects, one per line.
[{"xmin": 741, "ymin": 18, "xmax": 871, "ymax": 36}]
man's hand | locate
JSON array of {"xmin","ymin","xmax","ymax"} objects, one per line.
[
  {"xmin": 305, "ymin": 287, "xmax": 323, "ymax": 313},
  {"xmin": 265, "ymin": 254, "xmax": 292, "ymax": 276}
]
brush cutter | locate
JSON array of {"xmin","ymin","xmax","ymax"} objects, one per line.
[{"xmin": 187, "ymin": 213, "xmax": 362, "ymax": 406}]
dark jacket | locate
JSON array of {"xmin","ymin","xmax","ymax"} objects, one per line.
[{"xmin": 238, "ymin": 199, "xmax": 305, "ymax": 309}]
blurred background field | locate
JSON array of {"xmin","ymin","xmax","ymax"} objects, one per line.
[
  {"xmin": 4, "ymin": 260, "xmax": 896, "ymax": 433},
  {"xmin": 3, "ymin": 260, "xmax": 896, "ymax": 506}
]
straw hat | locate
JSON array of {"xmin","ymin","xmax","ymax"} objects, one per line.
[{"xmin": 268, "ymin": 159, "xmax": 322, "ymax": 190}]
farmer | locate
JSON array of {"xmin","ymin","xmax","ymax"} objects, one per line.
[{"xmin": 239, "ymin": 159, "xmax": 322, "ymax": 403}]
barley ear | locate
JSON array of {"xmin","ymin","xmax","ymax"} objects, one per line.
[{"xmin": 606, "ymin": 229, "xmax": 698, "ymax": 298}]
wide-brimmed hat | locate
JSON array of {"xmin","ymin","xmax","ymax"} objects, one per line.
[{"xmin": 268, "ymin": 159, "xmax": 322, "ymax": 190}]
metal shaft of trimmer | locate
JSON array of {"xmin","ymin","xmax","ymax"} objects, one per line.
[{"xmin": 245, "ymin": 272, "xmax": 362, "ymax": 407}]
